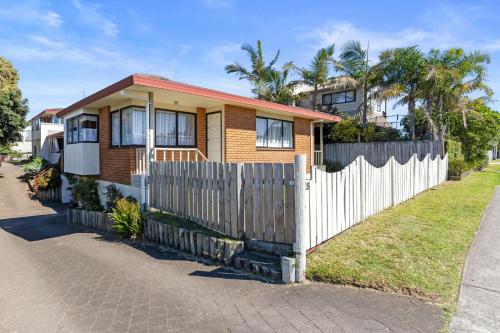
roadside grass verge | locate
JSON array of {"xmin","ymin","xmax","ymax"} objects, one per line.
[{"xmin": 307, "ymin": 164, "xmax": 500, "ymax": 311}]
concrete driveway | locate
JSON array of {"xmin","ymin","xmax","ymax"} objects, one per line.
[{"xmin": 0, "ymin": 162, "xmax": 443, "ymax": 332}]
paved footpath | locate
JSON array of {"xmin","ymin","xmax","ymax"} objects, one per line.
[
  {"xmin": 450, "ymin": 186, "xmax": 500, "ymax": 333},
  {"xmin": 0, "ymin": 162, "xmax": 443, "ymax": 333}
]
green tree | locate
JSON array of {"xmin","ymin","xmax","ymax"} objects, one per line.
[
  {"xmin": 379, "ymin": 46, "xmax": 427, "ymax": 140},
  {"xmin": 225, "ymin": 40, "xmax": 281, "ymax": 100},
  {"xmin": 335, "ymin": 41, "xmax": 381, "ymax": 127},
  {"xmin": 262, "ymin": 62, "xmax": 296, "ymax": 104},
  {"xmin": 449, "ymin": 101, "xmax": 500, "ymax": 163},
  {"xmin": 295, "ymin": 44, "xmax": 335, "ymax": 110},
  {"xmin": 401, "ymin": 107, "xmax": 431, "ymax": 140},
  {"xmin": 419, "ymin": 48, "xmax": 491, "ymax": 143},
  {"xmin": 0, "ymin": 57, "xmax": 28, "ymax": 146}
]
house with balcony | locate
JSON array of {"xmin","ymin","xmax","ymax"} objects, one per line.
[
  {"xmin": 30, "ymin": 108, "xmax": 64, "ymax": 164},
  {"xmin": 56, "ymin": 74, "xmax": 340, "ymax": 204},
  {"xmin": 295, "ymin": 85, "xmax": 390, "ymax": 127}
]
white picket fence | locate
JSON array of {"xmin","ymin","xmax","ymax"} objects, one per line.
[{"xmin": 304, "ymin": 153, "xmax": 448, "ymax": 250}]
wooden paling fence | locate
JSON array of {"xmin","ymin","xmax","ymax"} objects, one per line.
[
  {"xmin": 305, "ymin": 153, "xmax": 448, "ymax": 250},
  {"xmin": 324, "ymin": 140, "xmax": 444, "ymax": 167},
  {"xmin": 149, "ymin": 161, "xmax": 296, "ymax": 244}
]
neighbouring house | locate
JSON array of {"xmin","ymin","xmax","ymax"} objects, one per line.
[
  {"xmin": 30, "ymin": 108, "xmax": 64, "ymax": 162},
  {"xmin": 295, "ymin": 84, "xmax": 390, "ymax": 127},
  {"xmin": 56, "ymin": 73, "xmax": 340, "ymax": 204},
  {"xmin": 46, "ymin": 131, "xmax": 64, "ymax": 165},
  {"xmin": 11, "ymin": 126, "xmax": 32, "ymax": 157}
]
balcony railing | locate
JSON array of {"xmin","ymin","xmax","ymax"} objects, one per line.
[{"xmin": 134, "ymin": 147, "xmax": 208, "ymax": 174}]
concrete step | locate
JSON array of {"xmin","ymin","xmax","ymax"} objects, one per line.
[{"xmin": 232, "ymin": 250, "xmax": 282, "ymax": 281}]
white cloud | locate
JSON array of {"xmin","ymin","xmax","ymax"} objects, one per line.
[
  {"xmin": 297, "ymin": 5, "xmax": 500, "ymax": 59},
  {"xmin": 178, "ymin": 43, "xmax": 191, "ymax": 55},
  {"xmin": 71, "ymin": 0, "xmax": 119, "ymax": 37},
  {"xmin": 207, "ymin": 42, "xmax": 241, "ymax": 66},
  {"xmin": 0, "ymin": 4, "xmax": 63, "ymax": 28}
]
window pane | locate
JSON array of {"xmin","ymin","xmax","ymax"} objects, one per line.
[
  {"xmin": 283, "ymin": 122, "xmax": 293, "ymax": 148},
  {"xmin": 79, "ymin": 115, "xmax": 98, "ymax": 142},
  {"xmin": 111, "ymin": 112, "xmax": 120, "ymax": 145},
  {"xmin": 345, "ymin": 90, "xmax": 355, "ymax": 102},
  {"xmin": 177, "ymin": 113, "xmax": 195, "ymax": 146},
  {"xmin": 156, "ymin": 110, "xmax": 176, "ymax": 146},
  {"xmin": 69, "ymin": 118, "xmax": 78, "ymax": 143},
  {"xmin": 122, "ymin": 107, "xmax": 145, "ymax": 145},
  {"xmin": 322, "ymin": 94, "xmax": 332, "ymax": 105},
  {"xmin": 333, "ymin": 92, "xmax": 345, "ymax": 104},
  {"xmin": 256, "ymin": 118, "xmax": 267, "ymax": 147},
  {"xmin": 268, "ymin": 119, "xmax": 282, "ymax": 148}
]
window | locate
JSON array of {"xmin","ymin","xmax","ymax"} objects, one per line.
[
  {"xmin": 155, "ymin": 110, "xmax": 196, "ymax": 147},
  {"xmin": 121, "ymin": 106, "xmax": 146, "ymax": 145},
  {"xmin": 49, "ymin": 138, "xmax": 63, "ymax": 153},
  {"xmin": 322, "ymin": 90, "xmax": 356, "ymax": 105},
  {"xmin": 178, "ymin": 113, "xmax": 195, "ymax": 146},
  {"xmin": 111, "ymin": 111, "xmax": 120, "ymax": 146},
  {"xmin": 110, "ymin": 107, "xmax": 196, "ymax": 147},
  {"xmin": 66, "ymin": 114, "xmax": 98, "ymax": 144},
  {"xmin": 156, "ymin": 110, "xmax": 176, "ymax": 146},
  {"xmin": 256, "ymin": 117, "xmax": 293, "ymax": 149},
  {"xmin": 79, "ymin": 115, "xmax": 98, "ymax": 142}
]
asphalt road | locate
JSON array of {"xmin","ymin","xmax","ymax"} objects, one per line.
[{"xmin": 0, "ymin": 162, "xmax": 443, "ymax": 332}]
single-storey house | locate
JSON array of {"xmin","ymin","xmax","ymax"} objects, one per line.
[{"xmin": 56, "ymin": 74, "xmax": 340, "ymax": 203}]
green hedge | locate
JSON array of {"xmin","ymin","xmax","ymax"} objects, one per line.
[{"xmin": 445, "ymin": 139, "xmax": 463, "ymax": 161}]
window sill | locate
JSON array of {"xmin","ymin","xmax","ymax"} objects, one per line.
[{"xmin": 256, "ymin": 147, "xmax": 295, "ymax": 151}]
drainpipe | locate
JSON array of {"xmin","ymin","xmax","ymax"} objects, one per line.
[{"xmin": 144, "ymin": 92, "xmax": 154, "ymax": 211}]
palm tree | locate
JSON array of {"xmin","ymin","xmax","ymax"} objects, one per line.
[
  {"xmin": 419, "ymin": 48, "xmax": 492, "ymax": 142},
  {"xmin": 261, "ymin": 62, "xmax": 296, "ymax": 105},
  {"xmin": 379, "ymin": 46, "xmax": 427, "ymax": 140},
  {"xmin": 335, "ymin": 40, "xmax": 380, "ymax": 127},
  {"xmin": 225, "ymin": 40, "xmax": 280, "ymax": 100},
  {"xmin": 295, "ymin": 44, "xmax": 335, "ymax": 110}
]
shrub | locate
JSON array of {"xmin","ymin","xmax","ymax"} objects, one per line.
[
  {"xmin": 445, "ymin": 139, "xmax": 463, "ymax": 160},
  {"xmin": 36, "ymin": 167, "xmax": 61, "ymax": 190},
  {"xmin": 9, "ymin": 149, "xmax": 24, "ymax": 160},
  {"xmin": 324, "ymin": 160, "xmax": 343, "ymax": 172},
  {"xmin": 22, "ymin": 156, "xmax": 45, "ymax": 177},
  {"xmin": 448, "ymin": 159, "xmax": 468, "ymax": 177},
  {"xmin": 104, "ymin": 184, "xmax": 123, "ymax": 212},
  {"xmin": 69, "ymin": 176, "xmax": 102, "ymax": 211},
  {"xmin": 109, "ymin": 198, "xmax": 144, "ymax": 238}
]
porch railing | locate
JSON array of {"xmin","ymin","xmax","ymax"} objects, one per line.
[{"xmin": 134, "ymin": 148, "xmax": 208, "ymax": 174}]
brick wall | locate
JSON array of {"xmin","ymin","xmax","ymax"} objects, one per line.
[
  {"xmin": 98, "ymin": 106, "xmax": 135, "ymax": 185},
  {"xmin": 224, "ymin": 104, "xmax": 312, "ymax": 169},
  {"xmin": 196, "ymin": 107, "xmax": 207, "ymax": 157}
]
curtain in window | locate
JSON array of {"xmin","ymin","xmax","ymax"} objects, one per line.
[
  {"xmin": 79, "ymin": 115, "xmax": 98, "ymax": 142},
  {"xmin": 345, "ymin": 90, "xmax": 355, "ymax": 102},
  {"xmin": 256, "ymin": 118, "xmax": 267, "ymax": 147},
  {"xmin": 267, "ymin": 119, "xmax": 282, "ymax": 148},
  {"xmin": 156, "ymin": 110, "xmax": 176, "ymax": 146},
  {"xmin": 122, "ymin": 107, "xmax": 145, "ymax": 145},
  {"xmin": 282, "ymin": 121, "xmax": 293, "ymax": 148},
  {"xmin": 71, "ymin": 118, "xmax": 78, "ymax": 143},
  {"xmin": 178, "ymin": 113, "xmax": 195, "ymax": 146},
  {"xmin": 111, "ymin": 112, "xmax": 120, "ymax": 146}
]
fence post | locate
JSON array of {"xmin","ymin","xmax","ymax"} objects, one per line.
[{"xmin": 294, "ymin": 154, "xmax": 307, "ymax": 282}]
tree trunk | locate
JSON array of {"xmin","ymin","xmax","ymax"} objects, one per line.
[
  {"xmin": 408, "ymin": 96, "xmax": 416, "ymax": 141},
  {"xmin": 424, "ymin": 98, "xmax": 439, "ymax": 140},
  {"xmin": 362, "ymin": 84, "xmax": 368, "ymax": 127},
  {"xmin": 311, "ymin": 86, "xmax": 317, "ymax": 111}
]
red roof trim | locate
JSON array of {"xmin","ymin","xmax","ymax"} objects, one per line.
[
  {"xmin": 29, "ymin": 108, "xmax": 63, "ymax": 122},
  {"xmin": 57, "ymin": 74, "xmax": 341, "ymax": 122}
]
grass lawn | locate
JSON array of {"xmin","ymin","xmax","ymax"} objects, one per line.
[{"xmin": 307, "ymin": 164, "xmax": 500, "ymax": 314}]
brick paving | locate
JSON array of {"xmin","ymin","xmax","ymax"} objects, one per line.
[{"xmin": 0, "ymin": 162, "xmax": 443, "ymax": 332}]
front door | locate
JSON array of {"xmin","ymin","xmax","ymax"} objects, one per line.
[{"xmin": 206, "ymin": 112, "xmax": 222, "ymax": 162}]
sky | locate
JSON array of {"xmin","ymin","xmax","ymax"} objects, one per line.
[{"xmin": 1, "ymin": 0, "xmax": 500, "ymax": 121}]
